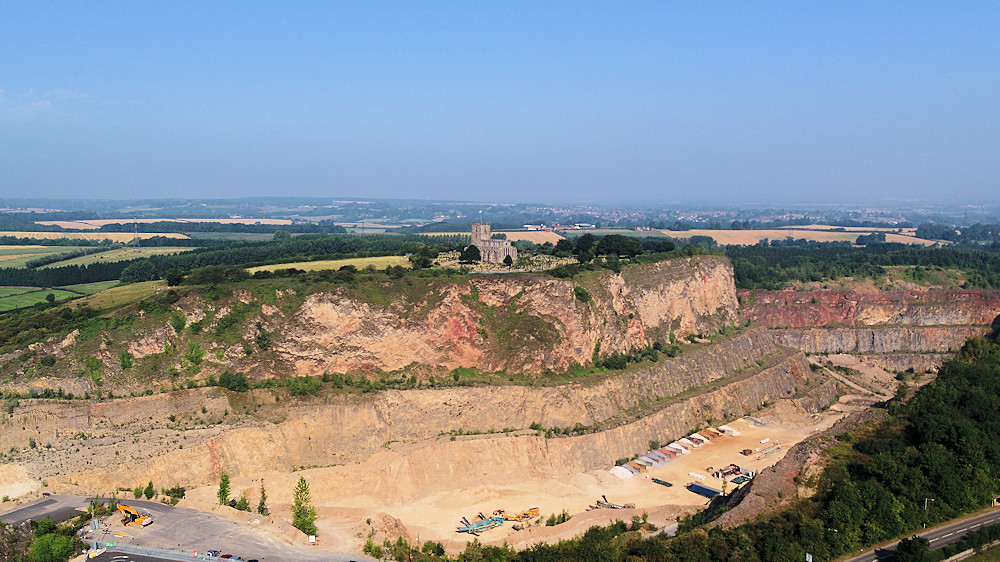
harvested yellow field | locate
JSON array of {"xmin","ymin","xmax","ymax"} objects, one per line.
[
  {"xmin": 789, "ymin": 224, "xmax": 918, "ymax": 235},
  {"xmin": 0, "ymin": 231, "xmax": 189, "ymax": 241},
  {"xmin": 247, "ymin": 255, "xmax": 410, "ymax": 273},
  {"xmin": 36, "ymin": 218, "xmax": 292, "ymax": 229},
  {"xmin": 660, "ymin": 229, "xmax": 939, "ymax": 246},
  {"xmin": 505, "ymin": 231, "xmax": 565, "ymax": 244},
  {"xmin": 41, "ymin": 246, "xmax": 193, "ymax": 268},
  {"xmin": 422, "ymin": 231, "xmax": 564, "ymax": 244}
]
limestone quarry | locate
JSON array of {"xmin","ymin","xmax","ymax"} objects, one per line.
[{"xmin": 1, "ymin": 256, "xmax": 997, "ymax": 556}]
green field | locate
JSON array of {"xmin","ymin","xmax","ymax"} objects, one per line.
[
  {"xmin": 76, "ymin": 280, "xmax": 161, "ymax": 310},
  {"xmin": 57, "ymin": 280, "xmax": 121, "ymax": 295},
  {"xmin": 0, "ymin": 245, "xmax": 94, "ymax": 268},
  {"xmin": 247, "ymin": 255, "xmax": 410, "ymax": 273},
  {"xmin": 560, "ymin": 229, "xmax": 668, "ymax": 238},
  {"xmin": 0, "ymin": 288, "xmax": 80, "ymax": 311},
  {"xmin": 40, "ymin": 246, "xmax": 192, "ymax": 268},
  {"xmin": 184, "ymin": 232, "xmax": 277, "ymax": 241},
  {"xmin": 0, "ymin": 286, "xmax": 39, "ymax": 298}
]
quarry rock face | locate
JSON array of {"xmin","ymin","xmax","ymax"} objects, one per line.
[
  {"xmin": 739, "ymin": 288, "xmax": 1000, "ymax": 328},
  {"xmin": 769, "ymin": 326, "xmax": 987, "ymax": 354},
  {"xmin": 47, "ymin": 346, "xmax": 828, "ymax": 494},
  {"xmin": 279, "ymin": 257, "xmax": 739, "ymax": 375}
]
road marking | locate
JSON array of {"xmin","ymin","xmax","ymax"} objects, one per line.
[
  {"xmin": 943, "ymin": 532, "xmax": 954, "ymax": 537},
  {"xmin": 930, "ymin": 537, "xmax": 942, "ymax": 542}
]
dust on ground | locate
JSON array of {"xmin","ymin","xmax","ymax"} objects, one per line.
[{"xmin": 183, "ymin": 410, "xmax": 844, "ymax": 554}]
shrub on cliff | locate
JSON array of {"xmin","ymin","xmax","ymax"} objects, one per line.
[{"xmin": 218, "ymin": 371, "xmax": 249, "ymax": 392}]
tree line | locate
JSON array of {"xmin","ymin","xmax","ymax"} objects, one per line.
[{"xmin": 727, "ymin": 243, "xmax": 1000, "ymax": 289}]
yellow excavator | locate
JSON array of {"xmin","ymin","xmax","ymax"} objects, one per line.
[
  {"xmin": 493, "ymin": 507, "xmax": 540, "ymax": 522},
  {"xmin": 116, "ymin": 503, "xmax": 153, "ymax": 527}
]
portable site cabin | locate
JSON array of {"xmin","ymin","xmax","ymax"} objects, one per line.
[
  {"xmin": 687, "ymin": 482, "xmax": 723, "ymax": 499},
  {"xmin": 634, "ymin": 457, "xmax": 653, "ymax": 468},
  {"xmin": 668, "ymin": 442, "xmax": 689, "ymax": 454},
  {"xmin": 679, "ymin": 437, "xmax": 699, "ymax": 448},
  {"xmin": 707, "ymin": 428, "xmax": 725, "ymax": 438},
  {"xmin": 609, "ymin": 466, "xmax": 634, "ymax": 480},
  {"xmin": 626, "ymin": 461, "xmax": 647, "ymax": 472},
  {"xmin": 692, "ymin": 431, "xmax": 713, "ymax": 442}
]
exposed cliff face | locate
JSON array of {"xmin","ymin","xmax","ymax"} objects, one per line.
[
  {"xmin": 51, "ymin": 351, "xmax": 831, "ymax": 498},
  {"xmin": 277, "ymin": 257, "xmax": 738, "ymax": 376},
  {"xmin": 8, "ymin": 327, "xmax": 795, "ymax": 490},
  {"xmin": 740, "ymin": 288, "xmax": 1000, "ymax": 328},
  {"xmin": 769, "ymin": 326, "xmax": 986, "ymax": 354}
]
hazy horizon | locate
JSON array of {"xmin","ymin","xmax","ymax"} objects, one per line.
[{"xmin": 2, "ymin": 2, "xmax": 997, "ymax": 204}]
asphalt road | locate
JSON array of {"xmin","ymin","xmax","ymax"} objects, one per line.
[
  {"xmin": 0, "ymin": 495, "xmax": 169, "ymax": 526},
  {"xmin": 0, "ymin": 494, "xmax": 90, "ymax": 525},
  {"xmin": 88, "ymin": 553, "xmax": 181, "ymax": 562},
  {"xmin": 847, "ymin": 507, "xmax": 1000, "ymax": 561},
  {"xmin": 1, "ymin": 495, "xmax": 369, "ymax": 561}
]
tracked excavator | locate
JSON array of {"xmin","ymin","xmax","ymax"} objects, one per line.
[{"xmin": 116, "ymin": 503, "xmax": 153, "ymax": 527}]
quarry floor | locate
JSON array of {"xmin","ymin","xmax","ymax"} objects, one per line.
[{"xmin": 176, "ymin": 408, "xmax": 845, "ymax": 555}]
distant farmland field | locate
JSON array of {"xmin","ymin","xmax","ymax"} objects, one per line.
[
  {"xmin": 660, "ymin": 229, "xmax": 941, "ymax": 246},
  {"xmin": 421, "ymin": 231, "xmax": 566, "ymax": 244},
  {"xmin": 561, "ymin": 229, "xmax": 666, "ymax": 238},
  {"xmin": 35, "ymin": 218, "xmax": 292, "ymax": 229},
  {"xmin": 40, "ymin": 246, "xmax": 192, "ymax": 268},
  {"xmin": 247, "ymin": 255, "xmax": 410, "ymax": 273},
  {"xmin": 0, "ymin": 231, "xmax": 189, "ymax": 242},
  {"xmin": 0, "ymin": 245, "xmax": 95, "ymax": 268},
  {"xmin": 786, "ymin": 224, "xmax": 919, "ymax": 235}
]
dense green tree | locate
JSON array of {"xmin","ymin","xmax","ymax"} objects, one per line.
[
  {"xmin": 291, "ymin": 477, "xmax": 318, "ymax": 536},
  {"xmin": 143, "ymin": 481, "xmax": 154, "ymax": 499},
  {"xmin": 596, "ymin": 234, "xmax": 643, "ymax": 257},
  {"xmin": 217, "ymin": 471, "xmax": 230, "ymax": 505},
  {"xmin": 574, "ymin": 233, "xmax": 597, "ymax": 254},
  {"xmin": 27, "ymin": 533, "xmax": 75, "ymax": 562},
  {"xmin": 234, "ymin": 491, "xmax": 251, "ymax": 512},
  {"xmin": 218, "ymin": 371, "xmax": 249, "ymax": 392},
  {"xmin": 894, "ymin": 536, "xmax": 933, "ymax": 561},
  {"xmin": 459, "ymin": 245, "xmax": 481, "ymax": 263},
  {"xmin": 553, "ymin": 239, "xmax": 574, "ymax": 255},
  {"xmin": 257, "ymin": 484, "xmax": 268, "ymax": 515},
  {"xmin": 119, "ymin": 259, "xmax": 157, "ymax": 284}
]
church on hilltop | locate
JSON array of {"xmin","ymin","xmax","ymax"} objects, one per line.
[{"xmin": 470, "ymin": 222, "xmax": 518, "ymax": 264}]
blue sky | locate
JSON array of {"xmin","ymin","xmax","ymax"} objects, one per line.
[{"xmin": 1, "ymin": 1, "xmax": 997, "ymax": 204}]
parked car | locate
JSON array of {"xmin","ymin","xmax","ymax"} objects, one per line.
[
  {"xmin": 220, "ymin": 556, "xmax": 244, "ymax": 561},
  {"xmin": 205, "ymin": 550, "xmax": 221, "ymax": 558}
]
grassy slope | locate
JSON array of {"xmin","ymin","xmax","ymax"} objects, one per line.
[
  {"xmin": 0, "ymin": 289, "xmax": 79, "ymax": 311},
  {"xmin": 58, "ymin": 280, "xmax": 121, "ymax": 295}
]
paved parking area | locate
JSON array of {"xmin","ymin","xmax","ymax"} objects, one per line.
[{"xmin": 2, "ymin": 495, "xmax": 369, "ymax": 562}]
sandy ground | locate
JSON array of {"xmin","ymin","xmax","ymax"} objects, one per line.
[
  {"xmin": 181, "ymin": 412, "xmax": 845, "ymax": 554},
  {"xmin": 0, "ymin": 465, "xmax": 40, "ymax": 500}
]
